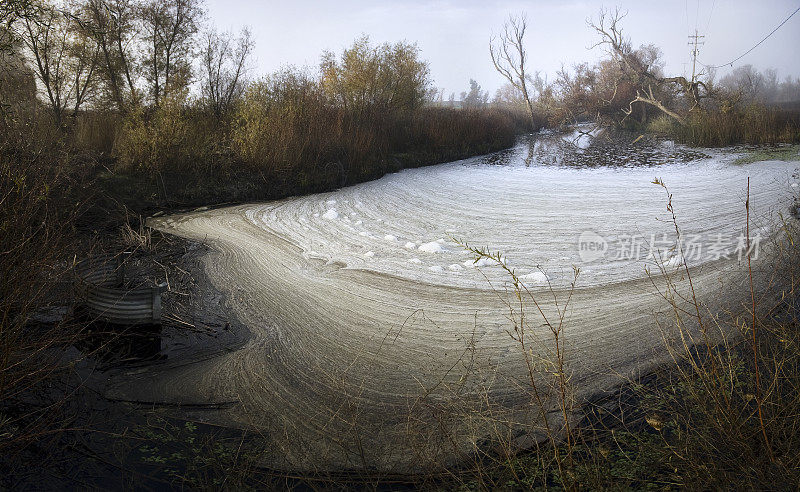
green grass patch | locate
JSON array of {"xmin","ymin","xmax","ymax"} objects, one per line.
[{"xmin": 734, "ymin": 145, "xmax": 800, "ymax": 165}]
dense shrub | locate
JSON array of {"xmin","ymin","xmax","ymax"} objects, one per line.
[
  {"xmin": 73, "ymin": 110, "xmax": 123, "ymax": 155},
  {"xmin": 224, "ymin": 68, "xmax": 525, "ymax": 198},
  {"xmin": 319, "ymin": 35, "xmax": 430, "ymax": 112},
  {"xmin": 0, "ymin": 102, "xmax": 93, "ymax": 462},
  {"xmin": 116, "ymin": 96, "xmax": 201, "ymax": 173},
  {"xmin": 231, "ymin": 70, "xmax": 345, "ymax": 180},
  {"xmin": 102, "ymin": 36, "xmax": 530, "ymax": 208}
]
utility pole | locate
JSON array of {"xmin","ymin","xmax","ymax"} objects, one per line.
[{"xmin": 688, "ymin": 29, "xmax": 705, "ymax": 83}]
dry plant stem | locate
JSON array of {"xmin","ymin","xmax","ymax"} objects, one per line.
[
  {"xmin": 746, "ymin": 177, "xmax": 773, "ymax": 462},
  {"xmin": 655, "ymin": 179, "xmax": 716, "ymax": 369},
  {"xmin": 456, "ymin": 239, "xmax": 577, "ymax": 487},
  {"xmin": 651, "ymin": 178, "xmax": 733, "ymax": 411}
]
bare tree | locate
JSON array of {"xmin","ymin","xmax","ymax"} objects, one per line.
[
  {"xmin": 1, "ymin": 1, "xmax": 40, "ymax": 122},
  {"xmin": 0, "ymin": 27, "xmax": 37, "ymax": 111},
  {"xmin": 589, "ymin": 8, "xmax": 710, "ymax": 125},
  {"xmin": 79, "ymin": 0, "xmax": 140, "ymax": 111},
  {"xmin": 490, "ymin": 13, "xmax": 537, "ymax": 128},
  {"xmin": 20, "ymin": 6, "xmax": 69, "ymax": 123},
  {"xmin": 18, "ymin": 2, "xmax": 97, "ymax": 125},
  {"xmin": 140, "ymin": 0, "xmax": 202, "ymax": 105},
  {"xmin": 199, "ymin": 26, "xmax": 252, "ymax": 118},
  {"xmin": 65, "ymin": 2, "xmax": 99, "ymax": 115},
  {"xmin": 1, "ymin": 0, "xmax": 36, "ymax": 32}
]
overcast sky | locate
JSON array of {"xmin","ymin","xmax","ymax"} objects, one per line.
[{"xmin": 204, "ymin": 0, "xmax": 800, "ymax": 97}]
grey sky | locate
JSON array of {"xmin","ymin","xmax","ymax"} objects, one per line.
[{"xmin": 205, "ymin": 0, "xmax": 800, "ymax": 96}]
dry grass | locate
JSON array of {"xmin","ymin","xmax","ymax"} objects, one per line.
[
  {"xmin": 442, "ymin": 178, "xmax": 800, "ymax": 490},
  {"xmin": 0, "ymin": 109, "xmax": 91, "ymax": 463},
  {"xmin": 93, "ymin": 72, "xmax": 528, "ymax": 211},
  {"xmin": 671, "ymin": 105, "xmax": 800, "ymax": 147}
]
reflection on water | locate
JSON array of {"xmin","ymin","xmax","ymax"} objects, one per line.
[
  {"xmin": 74, "ymin": 307, "xmax": 163, "ymax": 368},
  {"xmin": 478, "ymin": 127, "xmax": 710, "ymax": 168}
]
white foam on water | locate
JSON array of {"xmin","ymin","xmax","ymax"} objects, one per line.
[
  {"xmin": 419, "ymin": 241, "xmax": 447, "ymax": 253},
  {"xmin": 231, "ymin": 142, "xmax": 795, "ymax": 289},
  {"xmin": 520, "ymin": 271, "xmax": 549, "ymax": 283}
]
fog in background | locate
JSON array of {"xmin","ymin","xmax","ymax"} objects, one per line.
[{"xmin": 205, "ymin": 0, "xmax": 800, "ymax": 97}]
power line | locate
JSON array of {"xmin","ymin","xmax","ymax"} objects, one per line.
[
  {"xmin": 685, "ymin": 0, "xmax": 691, "ymax": 36},
  {"xmin": 695, "ymin": 0, "xmax": 700, "ymax": 32},
  {"xmin": 705, "ymin": 0, "xmax": 716, "ymax": 32},
  {"xmin": 684, "ymin": 0, "xmax": 692, "ymax": 76},
  {"xmin": 701, "ymin": 5, "xmax": 800, "ymax": 69},
  {"xmin": 689, "ymin": 30, "xmax": 705, "ymax": 82}
]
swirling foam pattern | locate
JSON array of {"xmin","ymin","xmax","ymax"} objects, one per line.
[{"xmin": 112, "ymin": 135, "xmax": 799, "ymax": 472}]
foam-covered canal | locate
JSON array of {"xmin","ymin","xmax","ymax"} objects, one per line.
[{"xmin": 111, "ymin": 131, "xmax": 800, "ymax": 472}]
